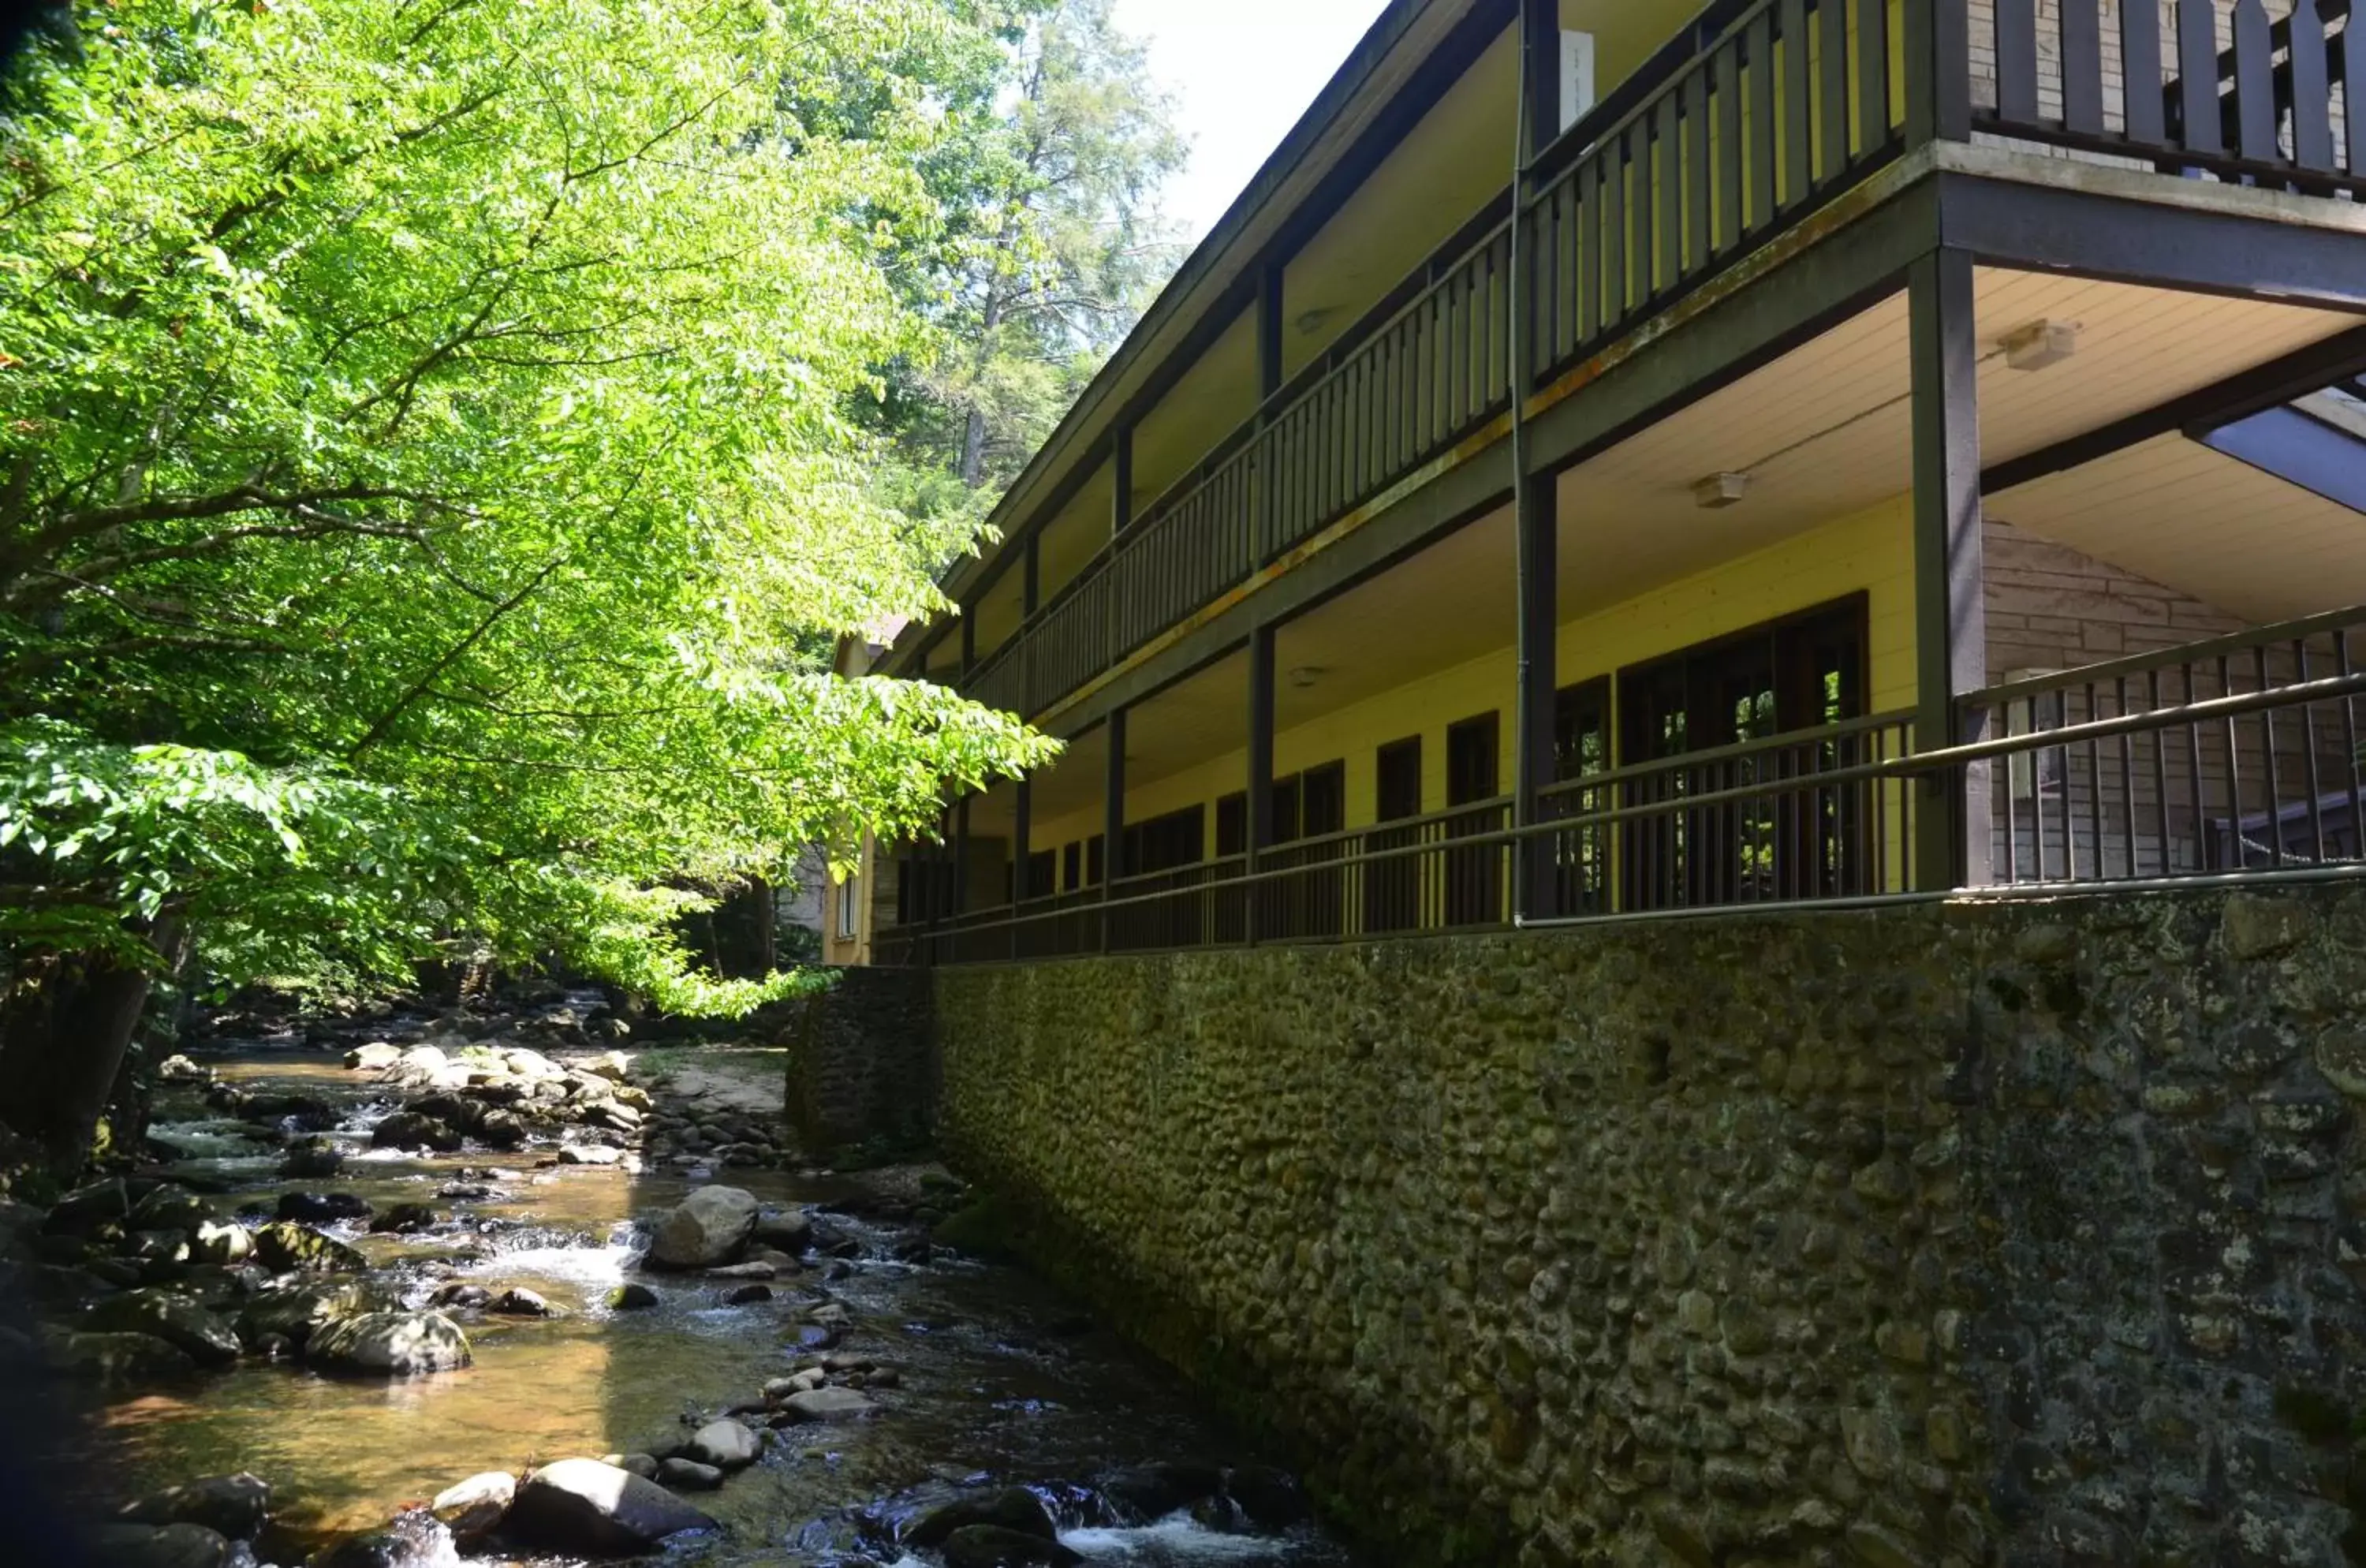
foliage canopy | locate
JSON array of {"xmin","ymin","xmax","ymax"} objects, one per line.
[{"xmin": 0, "ymin": 0, "xmax": 1070, "ymax": 1010}]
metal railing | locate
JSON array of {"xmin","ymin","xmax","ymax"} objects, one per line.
[{"xmin": 886, "ymin": 608, "xmax": 2366, "ymax": 964}]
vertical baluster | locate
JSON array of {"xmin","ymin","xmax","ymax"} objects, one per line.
[
  {"xmin": 2340, "ymin": 630, "xmax": 2364, "ymax": 861},
  {"xmin": 2083, "ymin": 681, "xmax": 2103, "ymax": 876},
  {"xmin": 2289, "ymin": 0, "xmax": 2335, "ymax": 173},
  {"xmin": 2061, "ymin": 0, "xmax": 2104, "ymax": 135},
  {"xmin": 1998, "ymin": 0, "xmax": 2040, "ymax": 123},
  {"xmin": 2232, "ymin": 0, "xmax": 2280, "ymax": 164},
  {"xmin": 1858, "ymin": 0, "xmax": 1893, "ymax": 152},
  {"xmin": 2122, "ymin": 0, "xmax": 2166, "ymax": 144},
  {"xmin": 2115, "ymin": 676, "xmax": 2135, "ymax": 876},
  {"xmin": 1578, "ymin": 158, "xmax": 1603, "ymax": 347},
  {"xmin": 2299, "ymin": 639, "xmax": 2327, "ymax": 861},
  {"xmin": 2219, "ymin": 655, "xmax": 2244, "ymax": 866},
  {"xmin": 2002, "ymin": 699, "xmax": 2020, "ymax": 883},
  {"xmin": 1747, "ymin": 9, "xmax": 1778, "ymax": 230},
  {"xmin": 1781, "ymin": 0, "xmax": 1812, "ymax": 204},
  {"xmin": 1603, "ymin": 136, "xmax": 1628, "ymax": 323},
  {"xmin": 1654, "ymin": 94, "xmax": 1681, "ymax": 294},
  {"xmin": 1715, "ymin": 38, "xmax": 1744, "ymax": 255},
  {"xmin": 2257, "ymin": 644, "xmax": 2284, "ymax": 866},
  {"xmin": 2146, "ymin": 670, "xmax": 2170, "ymax": 872},
  {"xmin": 2178, "ymin": 0, "xmax": 2225, "ymax": 158},
  {"xmin": 2053, "ymin": 689, "xmax": 2074, "ymax": 879},
  {"xmin": 1818, "ymin": 0, "xmax": 1850, "ymax": 177},
  {"xmin": 1685, "ymin": 63, "xmax": 1711, "ymax": 274}
]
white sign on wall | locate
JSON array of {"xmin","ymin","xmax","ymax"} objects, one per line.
[{"xmin": 1562, "ymin": 30, "xmax": 1598, "ymax": 130}]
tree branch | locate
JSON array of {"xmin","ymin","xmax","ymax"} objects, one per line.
[{"xmin": 345, "ymin": 554, "xmax": 569, "ymax": 760}]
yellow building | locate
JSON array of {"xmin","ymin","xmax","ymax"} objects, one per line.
[{"xmin": 834, "ymin": 0, "xmax": 2366, "ymax": 967}]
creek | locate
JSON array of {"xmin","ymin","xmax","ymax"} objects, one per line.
[{"xmin": 30, "ymin": 1010, "xmax": 1364, "ymax": 1568}]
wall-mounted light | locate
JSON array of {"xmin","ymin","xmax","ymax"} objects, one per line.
[
  {"xmin": 1692, "ymin": 471, "xmax": 1750, "ymax": 510},
  {"xmin": 2001, "ymin": 319, "xmax": 2079, "ymax": 372},
  {"xmin": 1286, "ymin": 665, "xmax": 1328, "ymax": 689},
  {"xmin": 1294, "ymin": 308, "xmax": 1336, "ymax": 336}
]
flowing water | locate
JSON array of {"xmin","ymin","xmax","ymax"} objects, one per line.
[{"xmin": 72, "ymin": 1046, "xmax": 1363, "ymax": 1568}]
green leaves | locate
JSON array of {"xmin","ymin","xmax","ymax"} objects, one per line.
[{"xmin": 0, "ymin": 0, "xmax": 1054, "ymax": 1007}]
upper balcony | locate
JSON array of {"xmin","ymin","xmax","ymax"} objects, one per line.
[{"xmin": 898, "ymin": 0, "xmax": 2361, "ymax": 730}]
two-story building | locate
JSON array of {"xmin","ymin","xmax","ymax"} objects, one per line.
[{"xmin": 827, "ymin": 0, "xmax": 2366, "ymax": 969}]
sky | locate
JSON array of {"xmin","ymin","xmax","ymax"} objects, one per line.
[{"xmin": 1110, "ymin": 0, "xmax": 1394, "ymax": 243}]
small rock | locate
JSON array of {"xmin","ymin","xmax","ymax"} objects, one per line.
[
  {"xmin": 346, "ymin": 1043, "xmax": 404, "ymax": 1071},
  {"xmin": 686, "ymin": 1418, "xmax": 762, "ymax": 1470},
  {"xmin": 775, "ymin": 1387, "xmax": 874, "ymax": 1423},
  {"xmin": 722, "ymin": 1284, "xmax": 771, "ymax": 1305},
  {"xmin": 2224, "ymin": 892, "xmax": 2311, "ymax": 960},
  {"xmin": 249, "ymin": 1223, "xmax": 367, "ymax": 1273},
  {"xmin": 189, "ymin": 1221, "xmax": 252, "ymax": 1266},
  {"xmin": 157, "ymin": 1055, "xmax": 210, "ymax": 1084},
  {"xmin": 657, "ymin": 1457, "xmax": 724, "ymax": 1491},
  {"xmin": 558, "ymin": 1144, "xmax": 623, "ymax": 1166},
  {"xmin": 367, "ymin": 1204, "xmax": 439, "ymax": 1234},
  {"xmin": 276, "ymin": 1192, "xmax": 371, "ymax": 1223},
  {"xmin": 372, "ymin": 1113, "xmax": 461, "ymax": 1153},
  {"xmin": 428, "ymin": 1282, "xmax": 492, "ymax": 1310},
  {"xmin": 606, "ymin": 1283, "xmax": 659, "ymax": 1311},
  {"xmin": 1099, "ymin": 1462, "xmax": 1226, "ymax": 1522},
  {"xmin": 605, "ymin": 1453, "xmax": 660, "ymax": 1480},
  {"xmin": 430, "ymin": 1471, "xmax": 515, "ymax": 1539},
  {"xmin": 752, "ymin": 1211, "xmax": 813, "ymax": 1253},
  {"xmin": 489, "ymin": 1287, "xmax": 552, "ymax": 1316},
  {"xmin": 278, "ymin": 1137, "xmax": 345, "ymax": 1178}
]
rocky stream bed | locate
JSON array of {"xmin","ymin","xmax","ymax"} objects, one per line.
[{"xmin": 0, "ymin": 993, "xmax": 1363, "ymax": 1568}]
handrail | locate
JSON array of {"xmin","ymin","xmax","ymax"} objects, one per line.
[
  {"xmin": 1537, "ymin": 708, "xmax": 1913, "ymax": 797},
  {"xmin": 1965, "ymin": 604, "xmax": 2366, "ymax": 706}
]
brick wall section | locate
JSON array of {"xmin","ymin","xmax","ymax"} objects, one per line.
[
  {"xmin": 933, "ymin": 885, "xmax": 2366, "ymax": 1568},
  {"xmin": 1983, "ymin": 517, "xmax": 2248, "ymax": 674}
]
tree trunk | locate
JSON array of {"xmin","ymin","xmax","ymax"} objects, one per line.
[{"xmin": 0, "ymin": 935, "xmax": 166, "ymax": 1175}]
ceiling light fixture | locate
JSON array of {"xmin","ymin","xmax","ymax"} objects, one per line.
[
  {"xmin": 1692, "ymin": 471, "xmax": 1750, "ymax": 510},
  {"xmin": 1286, "ymin": 665, "xmax": 1328, "ymax": 689},
  {"xmin": 2001, "ymin": 319, "xmax": 2078, "ymax": 372},
  {"xmin": 1294, "ymin": 308, "xmax": 1336, "ymax": 336}
]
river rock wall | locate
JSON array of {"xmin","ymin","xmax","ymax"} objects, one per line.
[
  {"xmin": 931, "ymin": 884, "xmax": 2366, "ymax": 1568},
  {"xmin": 785, "ymin": 966, "xmax": 936, "ymax": 1158}
]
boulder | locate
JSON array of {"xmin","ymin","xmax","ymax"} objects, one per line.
[
  {"xmin": 558, "ymin": 1144, "xmax": 623, "ymax": 1167},
  {"xmin": 397, "ymin": 1045, "xmax": 449, "ymax": 1077},
  {"xmin": 774, "ymin": 1387, "xmax": 874, "ymax": 1423},
  {"xmin": 51, "ymin": 1331, "xmax": 200, "ymax": 1383},
  {"xmin": 752, "ymin": 1211, "xmax": 813, "ymax": 1253},
  {"xmin": 82, "ymin": 1521, "xmax": 233, "ymax": 1568},
  {"xmin": 84, "ymin": 1290, "xmax": 242, "ymax": 1366},
  {"xmin": 430, "ymin": 1471, "xmax": 515, "ymax": 1539},
  {"xmin": 488, "ymin": 1286, "xmax": 551, "ymax": 1316},
  {"xmin": 606, "ymin": 1283, "xmax": 659, "ymax": 1311},
  {"xmin": 250, "ymin": 1223, "xmax": 367, "ymax": 1273},
  {"xmin": 156, "ymin": 1055, "xmax": 210, "ymax": 1084},
  {"xmin": 505, "ymin": 1458, "xmax": 718, "ymax": 1555},
  {"xmin": 305, "ymin": 1311, "xmax": 471, "ymax": 1376},
  {"xmin": 476, "ymin": 1111, "xmax": 528, "ymax": 1149},
  {"xmin": 645, "ymin": 1186, "xmax": 758, "ymax": 1270},
  {"xmin": 345, "ymin": 1043, "xmax": 404, "ymax": 1071},
  {"xmin": 118, "ymin": 1473, "xmax": 271, "ymax": 1540},
  {"xmin": 367, "ymin": 1204, "xmax": 439, "ymax": 1234},
  {"xmin": 685, "ymin": 1418, "xmax": 761, "ymax": 1470},
  {"xmin": 906, "ymin": 1488, "xmax": 1059, "ymax": 1549},
  {"xmin": 605, "ymin": 1453, "xmax": 660, "ymax": 1480},
  {"xmin": 655, "ymin": 1458, "xmax": 723, "ymax": 1491},
  {"xmin": 126, "ymin": 1185, "xmax": 214, "ymax": 1234},
  {"xmin": 43, "ymin": 1178, "xmax": 132, "ymax": 1235},
  {"xmin": 238, "ymin": 1092, "xmax": 338, "ymax": 1130},
  {"xmin": 277, "ymin": 1192, "xmax": 371, "ymax": 1223},
  {"xmin": 722, "ymin": 1284, "xmax": 771, "ymax": 1305},
  {"xmin": 500, "ymin": 1046, "xmax": 564, "ymax": 1080},
  {"xmin": 278, "ymin": 1138, "xmax": 345, "ymax": 1179},
  {"xmin": 189, "ymin": 1221, "xmax": 252, "ymax": 1266},
  {"xmin": 371, "ymin": 1113, "xmax": 461, "ymax": 1153},
  {"xmin": 1100, "ymin": 1462, "xmax": 1225, "ymax": 1522},
  {"xmin": 427, "ymin": 1282, "xmax": 492, "ymax": 1310},
  {"xmin": 939, "ymin": 1525, "xmax": 1083, "ymax": 1568},
  {"xmin": 1225, "ymin": 1466, "xmax": 1310, "ymax": 1529},
  {"xmin": 236, "ymin": 1279, "xmax": 386, "ymax": 1347}
]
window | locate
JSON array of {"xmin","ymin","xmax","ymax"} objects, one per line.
[
  {"xmin": 1445, "ymin": 711, "xmax": 1502, "ymax": 927},
  {"xmin": 837, "ymin": 874, "xmax": 859, "ymax": 939},
  {"xmin": 1062, "ymin": 840, "xmax": 1082, "ymax": 892},
  {"xmin": 1366, "ymin": 737, "xmax": 1423, "ymax": 933},
  {"xmin": 1551, "ymin": 678, "xmax": 1611, "ymax": 913},
  {"xmin": 1616, "ymin": 595, "xmax": 1870, "ymax": 909}
]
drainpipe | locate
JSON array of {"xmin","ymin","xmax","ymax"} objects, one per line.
[{"xmin": 1510, "ymin": 0, "xmax": 1543, "ymax": 927}]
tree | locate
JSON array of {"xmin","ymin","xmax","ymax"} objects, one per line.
[
  {"xmin": 894, "ymin": 0, "xmax": 1187, "ymax": 498},
  {"xmin": 0, "ymin": 0, "xmax": 1058, "ymax": 1164}
]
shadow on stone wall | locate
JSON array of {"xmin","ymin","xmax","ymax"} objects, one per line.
[{"xmin": 923, "ymin": 883, "xmax": 2366, "ymax": 1568}]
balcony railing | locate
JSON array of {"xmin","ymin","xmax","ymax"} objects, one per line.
[
  {"xmin": 956, "ymin": 1, "xmax": 2358, "ymax": 729},
  {"xmin": 885, "ymin": 607, "xmax": 2366, "ymax": 964}
]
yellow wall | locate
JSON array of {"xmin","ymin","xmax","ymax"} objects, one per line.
[{"xmin": 1025, "ymin": 494, "xmax": 1916, "ymax": 885}]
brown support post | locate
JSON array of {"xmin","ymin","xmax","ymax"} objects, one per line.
[
  {"xmin": 1513, "ymin": 0, "xmax": 1561, "ymax": 924},
  {"xmin": 1256, "ymin": 262, "xmax": 1286, "ymax": 401},
  {"xmin": 1022, "ymin": 533, "xmax": 1039, "ymax": 616},
  {"xmin": 1245, "ymin": 625, "xmax": 1277, "ymax": 945},
  {"xmin": 958, "ymin": 600, "xmax": 976, "ymax": 678},
  {"xmin": 1910, "ymin": 247, "xmax": 1987, "ymax": 891},
  {"xmin": 1904, "ymin": 0, "xmax": 1972, "ymax": 147},
  {"xmin": 953, "ymin": 793, "xmax": 972, "ymax": 926},
  {"xmin": 1101, "ymin": 707, "xmax": 1126, "ymax": 952},
  {"xmin": 1010, "ymin": 779, "xmax": 1031, "ymax": 961},
  {"xmin": 1252, "ymin": 265, "xmax": 1285, "ymax": 564}
]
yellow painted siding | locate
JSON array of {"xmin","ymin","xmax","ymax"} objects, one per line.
[{"xmin": 1028, "ymin": 495, "xmax": 1916, "ymax": 888}]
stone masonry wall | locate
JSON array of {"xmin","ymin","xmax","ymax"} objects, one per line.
[
  {"xmin": 784, "ymin": 965, "xmax": 935, "ymax": 1157},
  {"xmin": 932, "ymin": 884, "xmax": 2366, "ymax": 1568}
]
